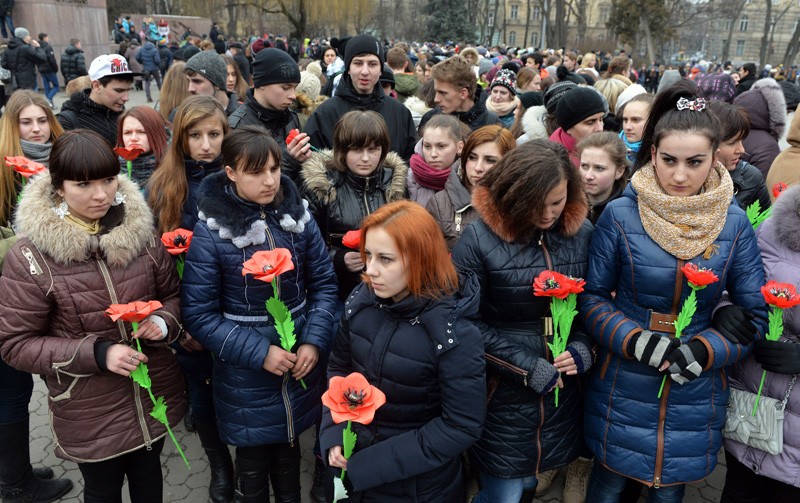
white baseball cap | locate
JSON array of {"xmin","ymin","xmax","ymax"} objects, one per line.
[{"xmin": 88, "ymin": 54, "xmax": 144, "ymax": 81}]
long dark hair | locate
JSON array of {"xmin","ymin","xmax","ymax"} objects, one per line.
[{"xmin": 633, "ymin": 79, "xmax": 721, "ymax": 172}]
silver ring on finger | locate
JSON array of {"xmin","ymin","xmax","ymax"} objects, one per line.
[
  {"xmin": 129, "ymin": 357, "xmax": 134, "ymax": 364},
  {"xmin": 303, "ymin": 363, "xmax": 309, "ymax": 367}
]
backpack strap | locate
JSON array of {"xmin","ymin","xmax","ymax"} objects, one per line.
[{"xmin": 58, "ymin": 109, "xmax": 80, "ymax": 130}]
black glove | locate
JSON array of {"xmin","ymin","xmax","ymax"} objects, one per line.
[
  {"xmin": 753, "ymin": 340, "xmax": 800, "ymax": 374},
  {"xmin": 629, "ymin": 330, "xmax": 680, "ymax": 369},
  {"xmin": 666, "ymin": 340, "xmax": 709, "ymax": 385},
  {"xmin": 712, "ymin": 305, "xmax": 757, "ymax": 345}
]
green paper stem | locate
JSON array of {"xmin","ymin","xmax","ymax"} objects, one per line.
[
  {"xmin": 309, "ymin": 144, "xmax": 332, "ymax": 159},
  {"xmin": 334, "ymin": 421, "xmax": 357, "ymax": 503},
  {"xmin": 658, "ymin": 285, "xmax": 701, "ymax": 398},
  {"xmin": 127, "ymin": 160, "xmax": 132, "ymax": 179},
  {"xmin": 548, "ymin": 293, "xmax": 578, "ymax": 407},
  {"xmin": 176, "ymin": 254, "xmax": 185, "ymax": 280},
  {"xmin": 130, "ymin": 320, "xmax": 190, "ymax": 468},
  {"xmin": 267, "ymin": 281, "xmax": 306, "ymax": 389},
  {"xmin": 753, "ymin": 306, "xmax": 784, "ymax": 415}
]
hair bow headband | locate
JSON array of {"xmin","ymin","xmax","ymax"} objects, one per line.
[{"xmin": 676, "ymin": 97, "xmax": 706, "ymax": 111}]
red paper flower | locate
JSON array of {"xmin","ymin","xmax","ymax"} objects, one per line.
[
  {"xmin": 285, "ymin": 129, "xmax": 300, "ymax": 146},
  {"xmin": 242, "ymin": 249, "xmax": 295, "ymax": 283},
  {"xmin": 342, "ymin": 230, "xmax": 361, "ymax": 250},
  {"xmin": 5, "ymin": 156, "xmax": 46, "ymax": 178},
  {"xmin": 321, "ymin": 372, "xmax": 386, "ymax": 425},
  {"xmin": 564, "ymin": 276, "xmax": 586, "ymax": 295},
  {"xmin": 161, "ymin": 229, "xmax": 193, "ymax": 255},
  {"xmin": 761, "ymin": 281, "xmax": 800, "ymax": 309},
  {"xmin": 114, "ymin": 146, "xmax": 145, "ymax": 161},
  {"xmin": 773, "ymin": 183, "xmax": 787, "ymax": 199},
  {"xmin": 533, "ymin": 270, "xmax": 573, "ymax": 300},
  {"xmin": 681, "ymin": 263, "xmax": 719, "ymax": 288},
  {"xmin": 105, "ymin": 301, "xmax": 164, "ymax": 323}
]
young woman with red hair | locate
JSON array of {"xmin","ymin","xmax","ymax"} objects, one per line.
[
  {"xmin": 321, "ymin": 200, "xmax": 486, "ymax": 503},
  {"xmin": 116, "ymin": 106, "xmax": 171, "ymax": 188}
]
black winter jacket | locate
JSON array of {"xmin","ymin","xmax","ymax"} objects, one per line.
[
  {"xmin": 303, "ymin": 75, "xmax": 417, "ymax": 162},
  {"xmin": 57, "ymin": 89, "xmax": 122, "ymax": 147},
  {"xmin": 1, "ymin": 37, "xmax": 46, "ymax": 90},
  {"xmin": 418, "ymin": 87, "xmax": 503, "ymax": 134},
  {"xmin": 0, "ymin": 0, "xmax": 12, "ymax": 16},
  {"xmin": 157, "ymin": 44, "xmax": 173, "ymax": 72},
  {"xmin": 735, "ymin": 74, "xmax": 757, "ymax": 98},
  {"xmin": 233, "ymin": 52, "xmax": 250, "ymax": 86},
  {"xmin": 37, "ymin": 41, "xmax": 58, "ymax": 74},
  {"xmin": 60, "ymin": 46, "xmax": 87, "ymax": 83},
  {"xmin": 300, "ymin": 150, "xmax": 408, "ymax": 300},
  {"xmin": 228, "ymin": 89, "xmax": 304, "ymax": 180},
  {"xmin": 731, "ymin": 159, "xmax": 771, "ymax": 212},
  {"xmin": 451, "ymin": 185, "xmax": 595, "ymax": 479},
  {"xmin": 320, "ymin": 275, "xmax": 486, "ymax": 502}
]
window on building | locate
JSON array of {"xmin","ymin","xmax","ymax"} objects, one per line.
[
  {"xmin": 599, "ymin": 5, "xmax": 611, "ymax": 24},
  {"xmin": 725, "ymin": 19, "xmax": 731, "ymax": 31},
  {"xmin": 533, "ymin": 6, "xmax": 541, "ymax": 20},
  {"xmin": 531, "ymin": 32, "xmax": 539, "ymax": 46},
  {"xmin": 740, "ymin": 15, "xmax": 748, "ymax": 31},
  {"xmin": 488, "ymin": 11, "xmax": 494, "ymax": 27},
  {"xmin": 511, "ymin": 5, "xmax": 519, "ymax": 20},
  {"xmin": 509, "ymin": 31, "xmax": 517, "ymax": 45},
  {"xmin": 772, "ymin": 0, "xmax": 780, "ymax": 5},
  {"xmin": 736, "ymin": 40, "xmax": 745, "ymax": 56}
]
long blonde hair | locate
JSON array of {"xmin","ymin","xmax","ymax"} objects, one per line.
[
  {"xmin": 0, "ymin": 90, "xmax": 63, "ymax": 225},
  {"xmin": 147, "ymin": 95, "xmax": 230, "ymax": 234},
  {"xmin": 159, "ymin": 62, "xmax": 191, "ymax": 121}
]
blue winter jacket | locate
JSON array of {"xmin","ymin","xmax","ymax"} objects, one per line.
[
  {"xmin": 181, "ymin": 171, "xmax": 338, "ymax": 446},
  {"xmin": 136, "ymin": 42, "xmax": 161, "ymax": 72},
  {"xmin": 579, "ymin": 184, "xmax": 769, "ymax": 488}
]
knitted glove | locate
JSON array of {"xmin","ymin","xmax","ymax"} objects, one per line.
[
  {"xmin": 628, "ymin": 330, "xmax": 680, "ymax": 369},
  {"xmin": 753, "ymin": 340, "xmax": 800, "ymax": 375},
  {"xmin": 566, "ymin": 343, "xmax": 592, "ymax": 374},
  {"xmin": 666, "ymin": 340, "xmax": 709, "ymax": 385},
  {"xmin": 528, "ymin": 357, "xmax": 560, "ymax": 395},
  {"xmin": 712, "ymin": 305, "xmax": 757, "ymax": 346}
]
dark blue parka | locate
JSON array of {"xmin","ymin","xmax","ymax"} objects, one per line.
[
  {"xmin": 181, "ymin": 171, "xmax": 338, "ymax": 446},
  {"xmin": 135, "ymin": 42, "xmax": 161, "ymax": 72},
  {"xmin": 320, "ymin": 274, "xmax": 486, "ymax": 502},
  {"xmin": 579, "ymin": 184, "xmax": 769, "ymax": 488},
  {"xmin": 451, "ymin": 185, "xmax": 595, "ymax": 479}
]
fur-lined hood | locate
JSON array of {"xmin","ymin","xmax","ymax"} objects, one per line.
[
  {"xmin": 471, "ymin": 185, "xmax": 588, "ymax": 243},
  {"xmin": 522, "ymin": 105, "xmax": 548, "ymax": 140},
  {"xmin": 300, "ymin": 149, "xmax": 408, "ymax": 205},
  {"xmin": 769, "ymin": 185, "xmax": 800, "ymax": 252},
  {"xmin": 14, "ymin": 173, "xmax": 154, "ymax": 267},
  {"xmin": 197, "ymin": 170, "xmax": 311, "ymax": 249},
  {"xmin": 404, "ymin": 96, "xmax": 432, "ymax": 117},
  {"xmin": 734, "ymin": 79, "xmax": 787, "ymax": 139}
]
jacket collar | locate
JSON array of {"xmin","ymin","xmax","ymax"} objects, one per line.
[
  {"xmin": 443, "ymin": 164, "xmax": 472, "ymax": 212},
  {"xmin": 14, "ymin": 173, "xmax": 154, "ymax": 267},
  {"xmin": 185, "ymin": 155, "xmax": 223, "ymax": 182},
  {"xmin": 449, "ymin": 87, "xmax": 489, "ymax": 126},
  {"xmin": 336, "ymin": 74, "xmax": 385, "ymax": 109},
  {"xmin": 243, "ymin": 89, "xmax": 294, "ymax": 128}
]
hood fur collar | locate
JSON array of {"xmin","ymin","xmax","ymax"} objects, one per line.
[
  {"xmin": 770, "ymin": 185, "xmax": 800, "ymax": 252},
  {"xmin": 14, "ymin": 173, "xmax": 154, "ymax": 267},
  {"xmin": 404, "ymin": 96, "xmax": 431, "ymax": 116},
  {"xmin": 471, "ymin": 185, "xmax": 587, "ymax": 242},
  {"xmin": 522, "ymin": 105, "xmax": 548, "ymax": 140},
  {"xmin": 301, "ymin": 150, "xmax": 408, "ymax": 205},
  {"xmin": 197, "ymin": 170, "xmax": 311, "ymax": 249},
  {"xmin": 748, "ymin": 79, "xmax": 786, "ymax": 138}
]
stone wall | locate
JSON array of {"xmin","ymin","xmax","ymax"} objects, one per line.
[{"xmin": 12, "ymin": 0, "xmax": 110, "ymax": 86}]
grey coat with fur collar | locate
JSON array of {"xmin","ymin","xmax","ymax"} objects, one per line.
[
  {"xmin": 301, "ymin": 150, "xmax": 408, "ymax": 299},
  {"xmin": 0, "ymin": 173, "xmax": 185, "ymax": 462},
  {"xmin": 734, "ymin": 79, "xmax": 787, "ymax": 179}
]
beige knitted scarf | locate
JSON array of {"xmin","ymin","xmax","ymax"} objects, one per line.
[{"xmin": 631, "ymin": 161, "xmax": 734, "ymax": 260}]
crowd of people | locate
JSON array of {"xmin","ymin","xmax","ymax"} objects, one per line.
[{"xmin": 0, "ymin": 19, "xmax": 799, "ymax": 503}]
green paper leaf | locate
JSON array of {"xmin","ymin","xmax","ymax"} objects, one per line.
[
  {"xmin": 130, "ymin": 362, "xmax": 151, "ymax": 389},
  {"xmin": 149, "ymin": 395, "xmax": 169, "ymax": 425},
  {"xmin": 746, "ymin": 200, "xmax": 762, "ymax": 227},
  {"xmin": 333, "ymin": 476, "xmax": 348, "ymax": 502},
  {"xmin": 675, "ymin": 288, "xmax": 698, "ymax": 339},
  {"xmin": 266, "ymin": 296, "xmax": 296, "ymax": 351},
  {"xmin": 176, "ymin": 255, "xmax": 184, "ymax": 280},
  {"xmin": 343, "ymin": 421, "xmax": 357, "ymax": 459},
  {"xmin": 767, "ymin": 307, "xmax": 784, "ymax": 341}
]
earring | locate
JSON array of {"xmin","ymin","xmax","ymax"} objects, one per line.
[
  {"xmin": 112, "ymin": 192, "xmax": 127, "ymax": 206},
  {"xmin": 53, "ymin": 201, "xmax": 70, "ymax": 219}
]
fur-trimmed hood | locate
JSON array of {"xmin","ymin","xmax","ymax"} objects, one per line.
[
  {"xmin": 769, "ymin": 185, "xmax": 800, "ymax": 252},
  {"xmin": 197, "ymin": 170, "xmax": 311, "ymax": 249},
  {"xmin": 735, "ymin": 79, "xmax": 787, "ymax": 139},
  {"xmin": 521, "ymin": 105, "xmax": 548, "ymax": 140},
  {"xmin": 404, "ymin": 96, "xmax": 432, "ymax": 117},
  {"xmin": 471, "ymin": 185, "xmax": 588, "ymax": 243},
  {"xmin": 300, "ymin": 149, "xmax": 408, "ymax": 205},
  {"xmin": 14, "ymin": 173, "xmax": 154, "ymax": 267}
]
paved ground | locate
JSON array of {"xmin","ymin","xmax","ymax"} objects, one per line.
[{"xmin": 30, "ymin": 85, "xmax": 726, "ymax": 503}]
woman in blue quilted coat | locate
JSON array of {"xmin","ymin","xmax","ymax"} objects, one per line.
[
  {"xmin": 580, "ymin": 79, "xmax": 769, "ymax": 503},
  {"xmin": 181, "ymin": 125, "xmax": 338, "ymax": 503}
]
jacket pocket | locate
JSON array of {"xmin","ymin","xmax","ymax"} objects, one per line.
[{"xmin": 49, "ymin": 375, "xmax": 86, "ymax": 403}]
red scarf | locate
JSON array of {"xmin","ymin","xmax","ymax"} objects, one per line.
[
  {"xmin": 409, "ymin": 153, "xmax": 450, "ymax": 191},
  {"xmin": 549, "ymin": 127, "xmax": 580, "ymax": 167}
]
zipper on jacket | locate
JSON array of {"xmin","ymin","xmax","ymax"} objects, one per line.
[
  {"xmin": 484, "ymin": 353, "xmax": 528, "ymax": 387},
  {"xmin": 654, "ymin": 259, "xmax": 684, "ymax": 487},
  {"xmin": 363, "ymin": 178, "xmax": 372, "ymax": 216},
  {"xmin": 455, "ymin": 212, "xmax": 462, "ymax": 232},
  {"xmin": 21, "ymin": 247, "xmax": 42, "ymax": 275},
  {"xmin": 96, "ymin": 258, "xmax": 153, "ymax": 450},
  {"xmin": 282, "ymin": 373, "xmax": 295, "ymax": 446},
  {"xmin": 51, "ymin": 335, "xmax": 95, "ymax": 384},
  {"xmin": 539, "ymin": 234, "xmax": 554, "ymax": 271},
  {"xmin": 262, "ymin": 220, "xmax": 279, "ymax": 298}
]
